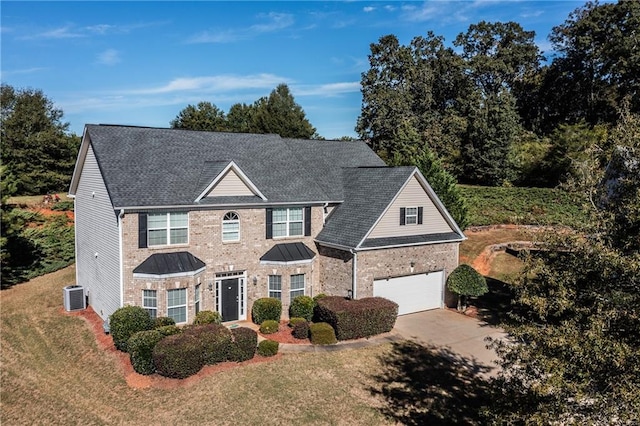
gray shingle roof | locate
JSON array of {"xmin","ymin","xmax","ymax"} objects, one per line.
[
  {"xmin": 360, "ymin": 232, "xmax": 464, "ymax": 249},
  {"xmin": 315, "ymin": 167, "xmax": 417, "ymax": 249}
]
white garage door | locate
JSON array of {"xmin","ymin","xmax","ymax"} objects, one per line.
[{"xmin": 373, "ymin": 271, "xmax": 444, "ymax": 315}]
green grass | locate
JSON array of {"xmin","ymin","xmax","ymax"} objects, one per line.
[{"xmin": 460, "ymin": 185, "xmax": 588, "ymax": 228}]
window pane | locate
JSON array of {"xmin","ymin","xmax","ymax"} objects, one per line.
[
  {"xmin": 289, "ymin": 222, "xmax": 303, "ymax": 236},
  {"xmin": 289, "ymin": 208, "xmax": 303, "ymax": 221},
  {"xmin": 148, "ymin": 229, "xmax": 167, "ymax": 245},
  {"xmin": 148, "ymin": 213, "xmax": 167, "ymax": 228},
  {"xmin": 406, "ymin": 216, "xmax": 417, "ymax": 225},
  {"xmin": 170, "ymin": 212, "xmax": 188, "ymax": 227},
  {"xmin": 168, "ymin": 307, "xmax": 186, "ymax": 323},
  {"xmin": 269, "ymin": 275, "xmax": 282, "ymax": 290},
  {"xmin": 167, "ymin": 289, "xmax": 187, "ymax": 323},
  {"xmin": 143, "ymin": 290, "xmax": 157, "ymax": 308},
  {"xmin": 290, "ymin": 274, "xmax": 305, "ymax": 290},
  {"xmin": 406, "ymin": 207, "xmax": 417, "ymax": 216},
  {"xmin": 272, "ymin": 223, "xmax": 287, "ymax": 237},
  {"xmin": 223, "ymin": 222, "xmax": 239, "ymax": 232},
  {"xmin": 170, "ymin": 228, "xmax": 188, "ymax": 244},
  {"xmin": 272, "ymin": 208, "xmax": 288, "ymax": 222}
]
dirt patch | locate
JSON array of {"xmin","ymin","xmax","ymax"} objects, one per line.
[
  {"xmin": 65, "ymin": 307, "xmax": 282, "ymax": 390},
  {"xmin": 31, "ymin": 208, "xmax": 74, "ymax": 221}
]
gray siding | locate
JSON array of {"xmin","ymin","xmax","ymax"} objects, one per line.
[{"xmin": 75, "ymin": 144, "xmax": 121, "ymax": 320}]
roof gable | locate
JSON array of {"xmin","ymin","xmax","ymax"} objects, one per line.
[{"xmin": 195, "ymin": 161, "xmax": 266, "ymax": 202}]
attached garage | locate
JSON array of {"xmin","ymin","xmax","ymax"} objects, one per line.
[{"xmin": 373, "ymin": 270, "xmax": 444, "ymax": 315}]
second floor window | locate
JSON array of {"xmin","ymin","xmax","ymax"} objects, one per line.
[
  {"xmin": 272, "ymin": 207, "xmax": 303, "ymax": 237},
  {"xmin": 147, "ymin": 212, "xmax": 188, "ymax": 246},
  {"xmin": 222, "ymin": 212, "xmax": 240, "ymax": 242}
]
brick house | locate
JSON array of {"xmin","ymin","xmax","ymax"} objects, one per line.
[{"xmin": 68, "ymin": 125, "xmax": 465, "ymax": 324}]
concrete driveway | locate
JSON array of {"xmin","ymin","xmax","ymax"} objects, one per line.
[{"xmin": 394, "ymin": 309, "xmax": 508, "ymax": 376}]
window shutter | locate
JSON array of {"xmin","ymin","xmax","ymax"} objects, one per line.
[
  {"xmin": 304, "ymin": 206, "xmax": 312, "ymax": 236},
  {"xmin": 265, "ymin": 208, "xmax": 273, "ymax": 239},
  {"xmin": 400, "ymin": 208, "xmax": 406, "ymax": 226},
  {"xmin": 138, "ymin": 213, "xmax": 147, "ymax": 248},
  {"xmin": 418, "ymin": 207, "xmax": 423, "ymax": 225}
]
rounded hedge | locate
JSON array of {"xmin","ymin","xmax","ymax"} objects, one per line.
[
  {"xmin": 288, "ymin": 317, "xmax": 306, "ymax": 327},
  {"xmin": 289, "ymin": 296, "xmax": 315, "ymax": 322},
  {"xmin": 153, "ymin": 316, "xmax": 176, "ymax": 328},
  {"xmin": 156, "ymin": 325, "xmax": 181, "ymax": 337},
  {"xmin": 310, "ymin": 322, "xmax": 337, "ymax": 345},
  {"xmin": 193, "ymin": 310, "xmax": 222, "ymax": 325},
  {"xmin": 446, "ymin": 264, "xmax": 488, "ymax": 297},
  {"xmin": 252, "ymin": 298, "xmax": 282, "ymax": 324},
  {"xmin": 259, "ymin": 319, "xmax": 279, "ymax": 334},
  {"xmin": 128, "ymin": 330, "xmax": 164, "ymax": 375},
  {"xmin": 257, "ymin": 339, "xmax": 279, "ymax": 357},
  {"xmin": 184, "ymin": 324, "xmax": 232, "ymax": 365},
  {"xmin": 110, "ymin": 306, "xmax": 154, "ymax": 352},
  {"xmin": 229, "ymin": 327, "xmax": 257, "ymax": 362},
  {"xmin": 153, "ymin": 333, "xmax": 204, "ymax": 379},
  {"xmin": 292, "ymin": 321, "xmax": 310, "ymax": 340}
]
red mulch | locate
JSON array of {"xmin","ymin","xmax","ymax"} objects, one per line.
[
  {"xmin": 64, "ymin": 307, "xmax": 282, "ymax": 390},
  {"xmin": 32, "ymin": 208, "xmax": 74, "ymax": 221},
  {"xmin": 257, "ymin": 321, "xmax": 310, "ymax": 344}
]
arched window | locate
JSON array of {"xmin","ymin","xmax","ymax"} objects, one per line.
[{"xmin": 222, "ymin": 212, "xmax": 240, "ymax": 242}]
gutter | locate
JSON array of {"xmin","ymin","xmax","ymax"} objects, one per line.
[
  {"xmin": 350, "ymin": 249, "xmax": 358, "ymax": 300},
  {"xmin": 118, "ymin": 209, "xmax": 125, "ymax": 309}
]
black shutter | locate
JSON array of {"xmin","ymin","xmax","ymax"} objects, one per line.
[
  {"xmin": 138, "ymin": 213, "xmax": 147, "ymax": 248},
  {"xmin": 266, "ymin": 208, "xmax": 273, "ymax": 239},
  {"xmin": 418, "ymin": 207, "xmax": 423, "ymax": 225},
  {"xmin": 304, "ymin": 206, "xmax": 312, "ymax": 236},
  {"xmin": 400, "ymin": 208, "xmax": 406, "ymax": 226}
]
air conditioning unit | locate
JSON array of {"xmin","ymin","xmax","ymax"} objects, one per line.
[{"xmin": 63, "ymin": 285, "xmax": 86, "ymax": 311}]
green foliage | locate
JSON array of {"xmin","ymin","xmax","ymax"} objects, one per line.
[
  {"xmin": 292, "ymin": 321, "xmax": 310, "ymax": 340},
  {"xmin": 288, "ymin": 295, "xmax": 315, "ymax": 322},
  {"xmin": 228, "ymin": 327, "xmax": 257, "ymax": 362},
  {"xmin": 153, "ymin": 317, "xmax": 175, "ymax": 328},
  {"xmin": 50, "ymin": 200, "xmax": 74, "ymax": 211},
  {"xmin": 1, "ymin": 84, "xmax": 80, "ymax": 195},
  {"xmin": 446, "ymin": 264, "xmax": 488, "ymax": 311},
  {"xmin": 259, "ymin": 319, "xmax": 279, "ymax": 335},
  {"xmin": 288, "ymin": 317, "xmax": 306, "ymax": 327},
  {"xmin": 127, "ymin": 330, "xmax": 164, "ymax": 375},
  {"xmin": 170, "ymin": 101, "xmax": 227, "ymax": 131},
  {"xmin": 251, "ymin": 297, "xmax": 282, "ymax": 324},
  {"xmin": 314, "ymin": 296, "xmax": 398, "ymax": 341},
  {"xmin": 184, "ymin": 324, "xmax": 232, "ymax": 365},
  {"xmin": 155, "ymin": 325, "xmax": 181, "ymax": 337},
  {"xmin": 193, "ymin": 310, "xmax": 222, "ymax": 325},
  {"xmin": 153, "ymin": 333, "xmax": 204, "ymax": 379},
  {"xmin": 257, "ymin": 339, "xmax": 279, "ymax": 357},
  {"xmin": 309, "ymin": 322, "xmax": 337, "ymax": 345},
  {"xmin": 312, "ymin": 293, "xmax": 326, "ymax": 303},
  {"xmin": 109, "ymin": 306, "xmax": 154, "ymax": 352}
]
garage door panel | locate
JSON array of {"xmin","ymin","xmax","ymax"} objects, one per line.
[{"xmin": 374, "ymin": 271, "xmax": 444, "ymax": 315}]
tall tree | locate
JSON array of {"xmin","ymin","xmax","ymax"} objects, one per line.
[
  {"xmin": 170, "ymin": 101, "xmax": 227, "ymax": 131},
  {"xmin": 251, "ymin": 84, "xmax": 316, "ymax": 139},
  {"xmin": 0, "ymin": 84, "xmax": 79, "ymax": 195},
  {"xmin": 226, "ymin": 102, "xmax": 256, "ymax": 133}
]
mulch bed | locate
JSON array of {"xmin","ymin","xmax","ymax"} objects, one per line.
[
  {"xmin": 64, "ymin": 307, "xmax": 282, "ymax": 390},
  {"xmin": 257, "ymin": 321, "xmax": 310, "ymax": 344}
]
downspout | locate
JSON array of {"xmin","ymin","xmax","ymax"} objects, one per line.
[
  {"xmin": 322, "ymin": 202, "xmax": 328, "ymax": 225},
  {"xmin": 118, "ymin": 209, "xmax": 125, "ymax": 309},
  {"xmin": 350, "ymin": 249, "xmax": 358, "ymax": 300}
]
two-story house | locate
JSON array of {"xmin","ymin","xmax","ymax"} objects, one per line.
[{"xmin": 68, "ymin": 125, "xmax": 465, "ymax": 324}]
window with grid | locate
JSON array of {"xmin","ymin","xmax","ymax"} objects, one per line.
[
  {"xmin": 167, "ymin": 288, "xmax": 187, "ymax": 323},
  {"xmin": 268, "ymin": 275, "xmax": 282, "ymax": 300},
  {"xmin": 405, "ymin": 207, "xmax": 418, "ymax": 225},
  {"xmin": 142, "ymin": 289, "xmax": 157, "ymax": 319},
  {"xmin": 272, "ymin": 207, "xmax": 303, "ymax": 237},
  {"xmin": 148, "ymin": 212, "xmax": 188, "ymax": 246},
  {"xmin": 222, "ymin": 212, "xmax": 240, "ymax": 242},
  {"xmin": 194, "ymin": 284, "xmax": 201, "ymax": 315},
  {"xmin": 290, "ymin": 274, "xmax": 305, "ymax": 299}
]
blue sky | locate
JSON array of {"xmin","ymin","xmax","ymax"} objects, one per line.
[{"xmin": 2, "ymin": 1, "xmax": 593, "ymax": 139}]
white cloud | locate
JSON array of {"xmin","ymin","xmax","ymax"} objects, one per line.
[
  {"xmin": 384, "ymin": 5, "xmax": 397, "ymax": 12},
  {"xmin": 363, "ymin": 6, "xmax": 375, "ymax": 13},
  {"xmin": 23, "ymin": 26, "xmax": 85, "ymax": 40},
  {"xmin": 129, "ymin": 74, "xmax": 290, "ymax": 95},
  {"xmin": 188, "ymin": 12, "xmax": 294, "ymax": 44},
  {"xmin": 294, "ymin": 82, "xmax": 360, "ymax": 97},
  {"xmin": 96, "ymin": 49, "xmax": 121, "ymax": 66},
  {"xmin": 0, "ymin": 67, "xmax": 47, "ymax": 78}
]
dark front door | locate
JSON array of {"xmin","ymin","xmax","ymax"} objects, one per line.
[{"xmin": 221, "ymin": 278, "xmax": 239, "ymax": 322}]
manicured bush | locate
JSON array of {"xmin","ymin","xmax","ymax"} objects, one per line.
[
  {"xmin": 156, "ymin": 325, "xmax": 181, "ymax": 337},
  {"xmin": 184, "ymin": 324, "xmax": 232, "ymax": 365},
  {"xmin": 259, "ymin": 319, "xmax": 279, "ymax": 334},
  {"xmin": 292, "ymin": 320, "xmax": 310, "ymax": 340},
  {"xmin": 127, "ymin": 330, "xmax": 164, "ymax": 375},
  {"xmin": 288, "ymin": 317, "xmax": 306, "ymax": 327},
  {"xmin": 314, "ymin": 296, "xmax": 398, "ymax": 341},
  {"xmin": 313, "ymin": 293, "xmax": 326, "ymax": 303},
  {"xmin": 251, "ymin": 297, "xmax": 282, "ymax": 324},
  {"xmin": 153, "ymin": 333, "xmax": 204, "ymax": 379},
  {"xmin": 193, "ymin": 310, "xmax": 222, "ymax": 325},
  {"xmin": 309, "ymin": 322, "xmax": 337, "ymax": 345},
  {"xmin": 229, "ymin": 327, "xmax": 257, "ymax": 362},
  {"xmin": 289, "ymin": 295, "xmax": 315, "ymax": 321},
  {"xmin": 257, "ymin": 339, "xmax": 279, "ymax": 357},
  {"xmin": 153, "ymin": 316, "xmax": 175, "ymax": 328},
  {"xmin": 110, "ymin": 306, "xmax": 154, "ymax": 352},
  {"xmin": 446, "ymin": 264, "xmax": 488, "ymax": 311}
]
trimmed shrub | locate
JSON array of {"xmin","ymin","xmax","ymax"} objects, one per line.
[
  {"xmin": 292, "ymin": 320, "xmax": 310, "ymax": 340},
  {"xmin": 257, "ymin": 339, "xmax": 279, "ymax": 357},
  {"xmin": 446, "ymin": 264, "xmax": 488, "ymax": 311},
  {"xmin": 153, "ymin": 316, "xmax": 175, "ymax": 328},
  {"xmin": 310, "ymin": 322, "xmax": 337, "ymax": 345},
  {"xmin": 193, "ymin": 310, "xmax": 222, "ymax": 325},
  {"xmin": 259, "ymin": 319, "xmax": 279, "ymax": 334},
  {"xmin": 156, "ymin": 325, "xmax": 181, "ymax": 337},
  {"xmin": 229, "ymin": 327, "xmax": 257, "ymax": 362},
  {"xmin": 110, "ymin": 306, "xmax": 154, "ymax": 352},
  {"xmin": 251, "ymin": 298, "xmax": 282, "ymax": 324},
  {"xmin": 313, "ymin": 293, "xmax": 326, "ymax": 303},
  {"xmin": 289, "ymin": 295, "xmax": 315, "ymax": 321},
  {"xmin": 127, "ymin": 330, "xmax": 164, "ymax": 375},
  {"xmin": 288, "ymin": 317, "xmax": 306, "ymax": 327},
  {"xmin": 153, "ymin": 333, "xmax": 204, "ymax": 379},
  {"xmin": 184, "ymin": 324, "xmax": 232, "ymax": 365},
  {"xmin": 314, "ymin": 296, "xmax": 398, "ymax": 341}
]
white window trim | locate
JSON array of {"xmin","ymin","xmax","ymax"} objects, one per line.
[
  {"xmin": 273, "ymin": 207, "xmax": 304, "ymax": 238},
  {"xmin": 142, "ymin": 289, "xmax": 157, "ymax": 319},
  {"xmin": 222, "ymin": 211, "xmax": 240, "ymax": 242},
  {"xmin": 194, "ymin": 284, "xmax": 201, "ymax": 315},
  {"xmin": 290, "ymin": 274, "xmax": 305, "ymax": 300},
  {"xmin": 405, "ymin": 207, "xmax": 418, "ymax": 225},
  {"xmin": 148, "ymin": 212, "xmax": 189, "ymax": 247},
  {"xmin": 268, "ymin": 275, "xmax": 282, "ymax": 300},
  {"xmin": 167, "ymin": 288, "xmax": 188, "ymax": 324}
]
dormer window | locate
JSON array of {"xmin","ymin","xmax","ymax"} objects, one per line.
[{"xmin": 222, "ymin": 212, "xmax": 240, "ymax": 242}]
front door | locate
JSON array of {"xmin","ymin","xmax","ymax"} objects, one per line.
[{"xmin": 221, "ymin": 278, "xmax": 239, "ymax": 322}]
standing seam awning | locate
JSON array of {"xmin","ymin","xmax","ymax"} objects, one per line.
[
  {"xmin": 133, "ymin": 252, "xmax": 206, "ymax": 278},
  {"xmin": 260, "ymin": 242, "xmax": 316, "ymax": 264}
]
